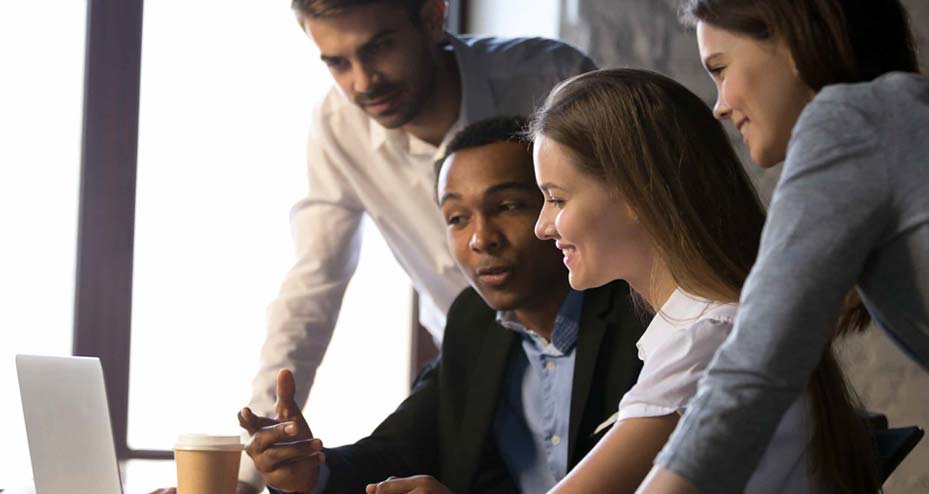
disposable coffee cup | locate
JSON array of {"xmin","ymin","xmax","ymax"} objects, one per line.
[{"xmin": 174, "ymin": 433, "xmax": 243, "ymax": 494}]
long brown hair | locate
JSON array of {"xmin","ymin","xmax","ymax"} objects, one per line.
[
  {"xmin": 531, "ymin": 69, "xmax": 765, "ymax": 305},
  {"xmin": 680, "ymin": 0, "xmax": 920, "ymax": 90},
  {"xmin": 530, "ymin": 68, "xmax": 878, "ymax": 493},
  {"xmin": 679, "ymin": 0, "xmax": 917, "ymax": 339}
]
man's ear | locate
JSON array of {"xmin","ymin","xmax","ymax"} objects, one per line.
[{"xmin": 419, "ymin": 0, "xmax": 447, "ymax": 42}]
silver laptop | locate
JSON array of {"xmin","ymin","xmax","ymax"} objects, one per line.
[{"xmin": 16, "ymin": 355, "xmax": 123, "ymax": 494}]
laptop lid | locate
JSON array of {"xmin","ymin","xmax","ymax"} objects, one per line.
[{"xmin": 15, "ymin": 355, "xmax": 123, "ymax": 494}]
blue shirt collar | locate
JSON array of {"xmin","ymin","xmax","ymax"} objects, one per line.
[{"xmin": 496, "ymin": 289, "xmax": 584, "ymax": 354}]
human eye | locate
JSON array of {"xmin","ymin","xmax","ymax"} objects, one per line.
[
  {"xmin": 362, "ymin": 37, "xmax": 394, "ymax": 60},
  {"xmin": 324, "ymin": 57, "xmax": 350, "ymax": 72},
  {"xmin": 546, "ymin": 197, "xmax": 565, "ymax": 208},
  {"xmin": 371, "ymin": 38, "xmax": 393, "ymax": 52},
  {"xmin": 707, "ymin": 65, "xmax": 726, "ymax": 79},
  {"xmin": 445, "ymin": 212, "xmax": 468, "ymax": 228},
  {"xmin": 498, "ymin": 201, "xmax": 523, "ymax": 213}
]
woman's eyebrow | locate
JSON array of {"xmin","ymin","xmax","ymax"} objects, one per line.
[{"xmin": 538, "ymin": 183, "xmax": 566, "ymax": 193}]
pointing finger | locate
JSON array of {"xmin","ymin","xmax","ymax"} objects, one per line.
[{"xmin": 275, "ymin": 369, "xmax": 299, "ymax": 419}]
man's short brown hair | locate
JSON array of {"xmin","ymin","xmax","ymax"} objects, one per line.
[{"xmin": 292, "ymin": 0, "xmax": 428, "ymax": 22}]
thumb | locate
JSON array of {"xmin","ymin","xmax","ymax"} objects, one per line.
[{"xmin": 275, "ymin": 368, "xmax": 300, "ymax": 419}]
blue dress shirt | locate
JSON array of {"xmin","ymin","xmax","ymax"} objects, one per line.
[{"xmin": 493, "ymin": 289, "xmax": 584, "ymax": 493}]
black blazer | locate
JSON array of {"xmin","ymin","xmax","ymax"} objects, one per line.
[{"xmin": 321, "ymin": 280, "xmax": 645, "ymax": 493}]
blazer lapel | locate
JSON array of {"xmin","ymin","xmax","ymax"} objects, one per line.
[
  {"xmin": 451, "ymin": 321, "xmax": 517, "ymax": 491},
  {"xmin": 567, "ymin": 285, "xmax": 613, "ymax": 460}
]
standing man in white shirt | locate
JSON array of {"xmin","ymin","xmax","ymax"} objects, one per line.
[{"xmin": 243, "ymin": 1, "xmax": 594, "ymax": 492}]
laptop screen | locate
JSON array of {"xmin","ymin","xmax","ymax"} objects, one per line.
[{"xmin": 16, "ymin": 355, "xmax": 122, "ymax": 494}]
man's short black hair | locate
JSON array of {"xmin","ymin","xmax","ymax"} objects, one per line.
[
  {"xmin": 292, "ymin": 0, "xmax": 427, "ymax": 21},
  {"xmin": 435, "ymin": 115, "xmax": 532, "ymax": 180}
]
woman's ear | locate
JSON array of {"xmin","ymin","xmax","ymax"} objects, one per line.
[
  {"xmin": 785, "ymin": 42, "xmax": 802, "ymax": 79},
  {"xmin": 777, "ymin": 36, "xmax": 816, "ymax": 100},
  {"xmin": 769, "ymin": 34, "xmax": 801, "ymax": 79}
]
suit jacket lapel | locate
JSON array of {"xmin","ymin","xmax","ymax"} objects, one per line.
[
  {"xmin": 452, "ymin": 320, "xmax": 517, "ymax": 491},
  {"xmin": 567, "ymin": 285, "xmax": 613, "ymax": 461}
]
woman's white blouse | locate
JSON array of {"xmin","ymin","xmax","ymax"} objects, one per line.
[{"xmin": 618, "ymin": 289, "xmax": 817, "ymax": 493}]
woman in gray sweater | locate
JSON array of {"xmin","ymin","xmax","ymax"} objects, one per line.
[{"xmin": 640, "ymin": 1, "xmax": 928, "ymax": 492}]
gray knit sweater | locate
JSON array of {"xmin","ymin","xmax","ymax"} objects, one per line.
[{"xmin": 657, "ymin": 72, "xmax": 929, "ymax": 493}]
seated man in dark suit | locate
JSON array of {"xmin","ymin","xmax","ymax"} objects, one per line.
[{"xmin": 238, "ymin": 116, "xmax": 647, "ymax": 494}]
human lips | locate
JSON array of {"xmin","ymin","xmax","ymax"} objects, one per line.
[
  {"xmin": 555, "ymin": 241, "xmax": 577, "ymax": 268},
  {"xmin": 360, "ymin": 89, "xmax": 403, "ymax": 115},
  {"xmin": 735, "ymin": 117, "xmax": 750, "ymax": 146},
  {"xmin": 735, "ymin": 117, "xmax": 748, "ymax": 133},
  {"xmin": 475, "ymin": 264, "xmax": 513, "ymax": 287},
  {"xmin": 735, "ymin": 117, "xmax": 750, "ymax": 144}
]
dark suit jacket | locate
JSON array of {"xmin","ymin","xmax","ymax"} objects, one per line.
[{"xmin": 321, "ymin": 280, "xmax": 645, "ymax": 493}]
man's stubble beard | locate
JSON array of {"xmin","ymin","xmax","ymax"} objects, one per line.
[{"xmin": 371, "ymin": 37, "xmax": 441, "ymax": 129}]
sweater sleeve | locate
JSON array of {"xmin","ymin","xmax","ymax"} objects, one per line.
[{"xmin": 655, "ymin": 95, "xmax": 890, "ymax": 492}]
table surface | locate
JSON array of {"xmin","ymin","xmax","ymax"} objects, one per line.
[{"xmin": 3, "ymin": 459, "xmax": 210, "ymax": 494}]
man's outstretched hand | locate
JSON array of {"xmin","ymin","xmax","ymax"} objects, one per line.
[
  {"xmin": 148, "ymin": 370, "xmax": 322, "ymax": 494},
  {"xmin": 239, "ymin": 369, "xmax": 325, "ymax": 494}
]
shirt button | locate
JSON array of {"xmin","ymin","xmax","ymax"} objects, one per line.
[
  {"xmin": 551, "ymin": 435, "xmax": 562, "ymax": 446},
  {"xmin": 545, "ymin": 360, "xmax": 556, "ymax": 370}
]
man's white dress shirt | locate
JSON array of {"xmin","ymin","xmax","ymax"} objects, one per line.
[{"xmin": 243, "ymin": 33, "xmax": 595, "ymax": 489}]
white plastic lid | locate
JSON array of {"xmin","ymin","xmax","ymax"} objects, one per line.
[{"xmin": 174, "ymin": 433, "xmax": 243, "ymax": 452}]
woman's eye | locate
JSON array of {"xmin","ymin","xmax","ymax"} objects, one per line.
[{"xmin": 546, "ymin": 198, "xmax": 564, "ymax": 208}]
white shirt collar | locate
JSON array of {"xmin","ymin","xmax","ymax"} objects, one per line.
[{"xmin": 637, "ymin": 289, "xmax": 733, "ymax": 360}]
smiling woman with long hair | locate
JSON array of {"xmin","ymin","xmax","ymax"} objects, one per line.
[
  {"xmin": 530, "ymin": 68, "xmax": 877, "ymax": 494},
  {"xmin": 639, "ymin": 1, "xmax": 928, "ymax": 492}
]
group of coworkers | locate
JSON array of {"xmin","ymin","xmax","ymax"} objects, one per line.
[{"xmin": 146, "ymin": 0, "xmax": 928, "ymax": 493}]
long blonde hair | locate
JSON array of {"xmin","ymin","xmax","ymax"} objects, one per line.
[{"xmin": 530, "ymin": 68, "xmax": 878, "ymax": 493}]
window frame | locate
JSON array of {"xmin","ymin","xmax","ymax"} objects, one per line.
[{"xmin": 73, "ymin": 0, "xmax": 466, "ymax": 461}]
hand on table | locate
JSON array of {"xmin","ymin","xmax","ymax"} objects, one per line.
[
  {"xmin": 365, "ymin": 475, "xmax": 452, "ymax": 494},
  {"xmin": 239, "ymin": 369, "xmax": 325, "ymax": 494}
]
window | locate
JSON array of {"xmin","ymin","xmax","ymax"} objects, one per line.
[
  {"xmin": 466, "ymin": 0, "xmax": 561, "ymax": 38},
  {"xmin": 3, "ymin": 3, "xmax": 461, "ymax": 488},
  {"xmin": 127, "ymin": 0, "xmax": 412, "ymax": 454},
  {"xmin": 0, "ymin": 1, "xmax": 86, "ymax": 486}
]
